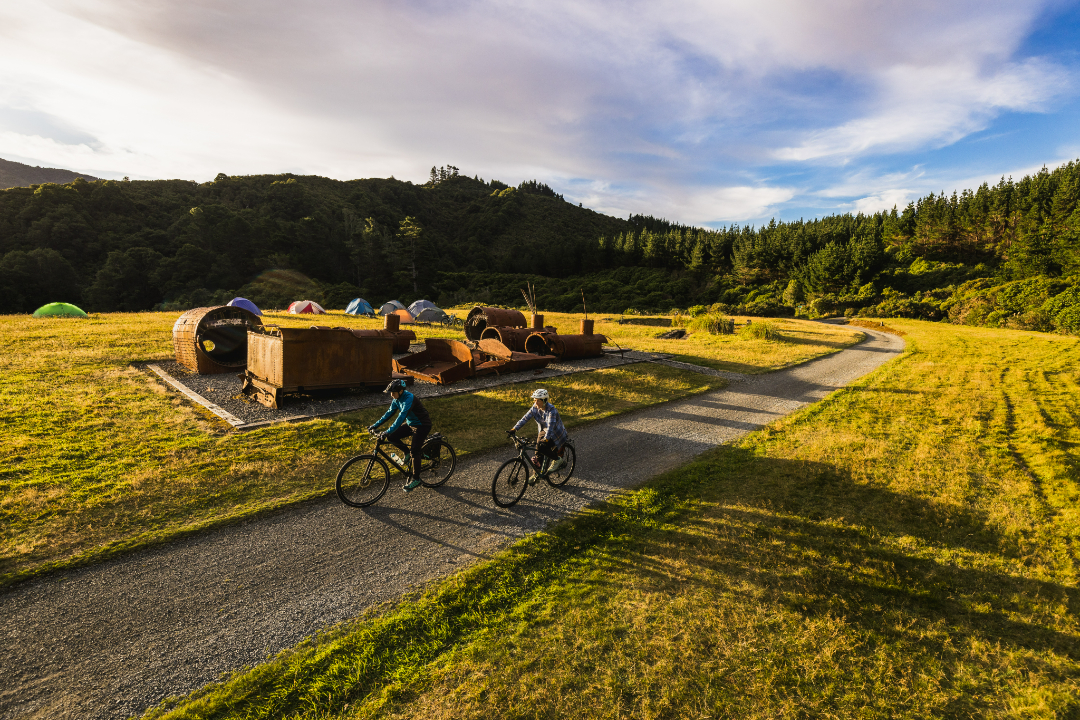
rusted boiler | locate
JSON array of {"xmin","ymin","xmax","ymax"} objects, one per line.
[
  {"xmin": 173, "ymin": 305, "xmax": 263, "ymax": 374},
  {"xmin": 243, "ymin": 326, "xmax": 395, "ymax": 408},
  {"xmin": 524, "ymin": 319, "xmax": 607, "ymax": 360},
  {"xmin": 464, "ymin": 306, "xmax": 527, "ymax": 341}
]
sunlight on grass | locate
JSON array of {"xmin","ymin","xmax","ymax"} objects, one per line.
[{"xmin": 142, "ymin": 320, "xmax": 1080, "ymax": 719}]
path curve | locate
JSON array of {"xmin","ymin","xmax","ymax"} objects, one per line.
[{"xmin": 0, "ymin": 327, "xmax": 904, "ymax": 720}]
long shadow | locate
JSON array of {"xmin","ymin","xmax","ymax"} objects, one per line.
[{"xmin": 581, "ymin": 447, "xmax": 1079, "ymax": 668}]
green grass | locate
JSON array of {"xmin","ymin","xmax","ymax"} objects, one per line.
[
  {"xmin": 0, "ymin": 311, "xmax": 730, "ymax": 587},
  {"xmin": 144, "ymin": 319, "xmax": 1080, "ymax": 719}
]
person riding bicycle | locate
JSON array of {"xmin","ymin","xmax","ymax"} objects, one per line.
[
  {"xmin": 369, "ymin": 379, "xmax": 431, "ymax": 491},
  {"xmin": 507, "ymin": 388, "xmax": 568, "ymax": 475}
]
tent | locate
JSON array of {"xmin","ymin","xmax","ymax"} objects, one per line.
[
  {"xmin": 378, "ymin": 300, "xmax": 407, "ymax": 316},
  {"xmin": 33, "ymin": 302, "xmax": 88, "ymax": 318},
  {"xmin": 407, "ymin": 299, "xmax": 438, "ymax": 316},
  {"xmin": 288, "ymin": 300, "xmax": 326, "ymax": 314},
  {"xmin": 391, "ymin": 308, "xmax": 415, "ymax": 324},
  {"xmin": 227, "ymin": 297, "xmax": 263, "ymax": 316},
  {"xmin": 345, "ymin": 297, "xmax": 374, "ymax": 315},
  {"xmin": 415, "ymin": 306, "xmax": 449, "ymax": 324}
]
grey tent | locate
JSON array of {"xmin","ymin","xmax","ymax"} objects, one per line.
[
  {"xmin": 378, "ymin": 300, "xmax": 407, "ymax": 316},
  {"xmin": 415, "ymin": 306, "xmax": 449, "ymax": 324},
  {"xmin": 407, "ymin": 299, "xmax": 438, "ymax": 316}
]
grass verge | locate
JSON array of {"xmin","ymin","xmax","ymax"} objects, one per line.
[
  {"xmin": 0, "ymin": 311, "xmax": 727, "ymax": 587},
  {"xmin": 145, "ymin": 319, "xmax": 1079, "ymax": 719}
]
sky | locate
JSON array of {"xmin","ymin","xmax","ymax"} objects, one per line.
[{"xmin": 2, "ymin": 0, "xmax": 1080, "ymax": 227}]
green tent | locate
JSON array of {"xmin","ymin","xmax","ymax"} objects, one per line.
[{"xmin": 33, "ymin": 302, "xmax": 88, "ymax": 318}]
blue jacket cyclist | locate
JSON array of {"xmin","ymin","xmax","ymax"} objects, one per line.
[
  {"xmin": 507, "ymin": 388, "xmax": 568, "ymax": 473},
  {"xmin": 369, "ymin": 379, "xmax": 431, "ymax": 491}
]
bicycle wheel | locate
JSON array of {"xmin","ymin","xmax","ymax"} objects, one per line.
[
  {"xmin": 492, "ymin": 458, "xmax": 530, "ymax": 507},
  {"xmin": 418, "ymin": 440, "xmax": 457, "ymax": 488},
  {"xmin": 336, "ymin": 454, "xmax": 390, "ymax": 507},
  {"xmin": 545, "ymin": 443, "xmax": 576, "ymax": 487}
]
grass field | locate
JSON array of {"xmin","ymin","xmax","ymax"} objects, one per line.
[
  {"xmin": 0, "ymin": 309, "xmax": 857, "ymax": 587},
  {"xmin": 144, "ymin": 319, "xmax": 1080, "ymax": 719}
]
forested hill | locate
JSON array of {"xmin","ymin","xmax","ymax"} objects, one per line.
[
  {"xmin": 0, "ymin": 167, "xmax": 628, "ymax": 313},
  {"xmin": 2, "ymin": 160, "xmax": 1080, "ymax": 336},
  {"xmin": 0, "ymin": 158, "xmax": 98, "ymax": 190}
]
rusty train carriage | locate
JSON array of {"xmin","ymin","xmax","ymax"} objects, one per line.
[{"xmin": 243, "ymin": 326, "xmax": 395, "ymax": 408}]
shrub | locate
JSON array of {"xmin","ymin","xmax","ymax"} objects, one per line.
[{"xmin": 739, "ymin": 320, "xmax": 780, "ymax": 340}]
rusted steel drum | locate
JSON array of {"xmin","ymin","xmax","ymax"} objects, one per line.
[
  {"xmin": 580, "ymin": 318, "xmax": 595, "ymax": 335},
  {"xmin": 350, "ymin": 328, "xmax": 416, "ymax": 353},
  {"xmin": 384, "ymin": 313, "xmax": 401, "ymax": 332},
  {"xmin": 464, "ymin": 306, "xmax": 527, "ymax": 341},
  {"xmin": 524, "ymin": 331, "xmax": 607, "ymax": 359},
  {"xmin": 479, "ymin": 326, "xmax": 533, "ymax": 352},
  {"xmin": 173, "ymin": 305, "xmax": 263, "ymax": 374},
  {"xmin": 531, "ymin": 313, "xmax": 545, "ymax": 329}
]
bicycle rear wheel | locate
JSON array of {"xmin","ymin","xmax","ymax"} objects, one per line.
[
  {"xmin": 336, "ymin": 454, "xmax": 390, "ymax": 507},
  {"xmin": 492, "ymin": 458, "xmax": 530, "ymax": 507},
  {"xmin": 418, "ymin": 440, "xmax": 457, "ymax": 488},
  {"xmin": 544, "ymin": 443, "xmax": 576, "ymax": 487}
]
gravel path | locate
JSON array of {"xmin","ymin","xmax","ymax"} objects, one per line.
[{"xmin": 0, "ymin": 328, "xmax": 903, "ymax": 720}]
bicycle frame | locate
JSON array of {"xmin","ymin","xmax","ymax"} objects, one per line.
[{"xmin": 370, "ymin": 432, "xmax": 440, "ymax": 476}]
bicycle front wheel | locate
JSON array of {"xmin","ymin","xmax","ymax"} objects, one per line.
[
  {"xmin": 336, "ymin": 454, "xmax": 390, "ymax": 507},
  {"xmin": 492, "ymin": 458, "xmax": 530, "ymax": 507},
  {"xmin": 545, "ymin": 443, "xmax": 576, "ymax": 487},
  {"xmin": 418, "ymin": 440, "xmax": 457, "ymax": 488}
]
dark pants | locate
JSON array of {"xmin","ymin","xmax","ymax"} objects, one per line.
[
  {"xmin": 387, "ymin": 424, "xmax": 431, "ymax": 477},
  {"xmin": 534, "ymin": 439, "xmax": 563, "ymax": 466}
]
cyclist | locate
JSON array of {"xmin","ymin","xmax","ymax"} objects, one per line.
[
  {"xmin": 507, "ymin": 388, "xmax": 568, "ymax": 477},
  {"xmin": 369, "ymin": 379, "xmax": 431, "ymax": 491}
]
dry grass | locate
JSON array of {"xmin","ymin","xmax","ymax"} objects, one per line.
[
  {"xmin": 145, "ymin": 319, "xmax": 1080, "ymax": 719},
  {"xmin": 0, "ymin": 311, "xmax": 725, "ymax": 586}
]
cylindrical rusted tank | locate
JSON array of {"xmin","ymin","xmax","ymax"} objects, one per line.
[
  {"xmin": 384, "ymin": 314, "xmax": 400, "ymax": 332},
  {"xmin": 580, "ymin": 318, "xmax": 594, "ymax": 335},
  {"xmin": 480, "ymin": 326, "xmax": 533, "ymax": 351},
  {"xmin": 173, "ymin": 306, "xmax": 263, "ymax": 374},
  {"xmin": 350, "ymin": 328, "xmax": 415, "ymax": 353},
  {"xmin": 531, "ymin": 313, "xmax": 545, "ymax": 329},
  {"xmin": 525, "ymin": 331, "xmax": 607, "ymax": 360},
  {"xmin": 465, "ymin": 306, "xmax": 527, "ymax": 341}
]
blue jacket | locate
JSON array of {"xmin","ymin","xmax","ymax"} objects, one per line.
[{"xmin": 373, "ymin": 391, "xmax": 430, "ymax": 433}]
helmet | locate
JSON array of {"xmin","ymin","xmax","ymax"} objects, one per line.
[
  {"xmin": 531, "ymin": 388, "xmax": 549, "ymax": 399},
  {"xmin": 384, "ymin": 379, "xmax": 407, "ymax": 394}
]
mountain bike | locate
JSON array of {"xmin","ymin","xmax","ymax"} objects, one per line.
[
  {"xmin": 336, "ymin": 431, "xmax": 457, "ymax": 507},
  {"xmin": 491, "ymin": 432, "xmax": 576, "ymax": 507}
]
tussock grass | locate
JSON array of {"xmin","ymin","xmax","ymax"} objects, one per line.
[
  {"xmin": 0, "ymin": 311, "xmax": 725, "ymax": 586},
  {"xmin": 146, "ymin": 320, "xmax": 1080, "ymax": 719},
  {"xmin": 738, "ymin": 319, "xmax": 781, "ymax": 340}
]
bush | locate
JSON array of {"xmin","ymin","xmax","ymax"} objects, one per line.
[{"xmin": 739, "ymin": 320, "xmax": 780, "ymax": 340}]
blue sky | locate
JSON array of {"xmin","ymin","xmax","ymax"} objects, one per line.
[{"xmin": 2, "ymin": 0, "xmax": 1079, "ymax": 227}]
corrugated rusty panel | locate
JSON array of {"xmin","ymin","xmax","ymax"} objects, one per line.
[
  {"xmin": 173, "ymin": 306, "xmax": 263, "ymax": 374},
  {"xmin": 393, "ymin": 338, "xmax": 474, "ymax": 384},
  {"xmin": 464, "ymin": 306, "xmax": 527, "ymax": 340}
]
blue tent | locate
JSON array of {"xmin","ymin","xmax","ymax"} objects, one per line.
[
  {"xmin": 407, "ymin": 299, "xmax": 438, "ymax": 316},
  {"xmin": 227, "ymin": 297, "xmax": 262, "ymax": 316},
  {"xmin": 345, "ymin": 297, "xmax": 374, "ymax": 315}
]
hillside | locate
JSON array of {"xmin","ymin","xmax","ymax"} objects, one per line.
[{"xmin": 0, "ymin": 157, "xmax": 98, "ymax": 190}]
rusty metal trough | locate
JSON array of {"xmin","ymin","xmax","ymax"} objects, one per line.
[
  {"xmin": 393, "ymin": 338, "xmax": 475, "ymax": 385},
  {"xmin": 173, "ymin": 305, "xmax": 264, "ymax": 374},
  {"xmin": 243, "ymin": 326, "xmax": 395, "ymax": 408},
  {"xmin": 474, "ymin": 338, "xmax": 553, "ymax": 375}
]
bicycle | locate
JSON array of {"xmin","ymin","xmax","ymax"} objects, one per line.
[
  {"xmin": 336, "ymin": 431, "xmax": 457, "ymax": 507},
  {"xmin": 491, "ymin": 432, "xmax": 576, "ymax": 507}
]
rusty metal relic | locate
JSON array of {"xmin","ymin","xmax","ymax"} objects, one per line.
[
  {"xmin": 393, "ymin": 338, "xmax": 475, "ymax": 384},
  {"xmin": 464, "ymin": 306, "xmax": 527, "ymax": 341},
  {"xmin": 173, "ymin": 305, "xmax": 263, "ymax": 374},
  {"xmin": 523, "ymin": 319, "xmax": 608, "ymax": 360},
  {"xmin": 243, "ymin": 326, "xmax": 395, "ymax": 408},
  {"xmin": 474, "ymin": 338, "xmax": 552, "ymax": 375}
]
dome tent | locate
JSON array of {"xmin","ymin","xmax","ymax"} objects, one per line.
[
  {"xmin": 227, "ymin": 297, "xmax": 262, "ymax": 316},
  {"xmin": 378, "ymin": 300, "xmax": 407, "ymax": 316},
  {"xmin": 345, "ymin": 298, "xmax": 374, "ymax": 315},
  {"xmin": 415, "ymin": 306, "xmax": 448, "ymax": 323},
  {"xmin": 407, "ymin": 299, "xmax": 438, "ymax": 316},
  {"xmin": 33, "ymin": 302, "xmax": 88, "ymax": 318},
  {"xmin": 288, "ymin": 300, "xmax": 326, "ymax": 314}
]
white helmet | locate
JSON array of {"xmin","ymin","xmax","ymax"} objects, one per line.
[{"xmin": 531, "ymin": 388, "xmax": 549, "ymax": 399}]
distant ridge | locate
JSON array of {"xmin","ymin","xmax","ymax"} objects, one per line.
[{"xmin": 0, "ymin": 157, "xmax": 99, "ymax": 190}]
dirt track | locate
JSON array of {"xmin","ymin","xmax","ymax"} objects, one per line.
[{"xmin": 0, "ymin": 327, "xmax": 904, "ymax": 720}]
